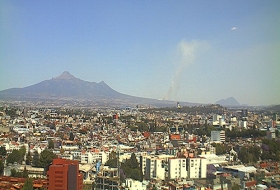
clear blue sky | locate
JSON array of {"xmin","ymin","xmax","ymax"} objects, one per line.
[{"xmin": 1, "ymin": 1, "xmax": 279, "ymax": 106}]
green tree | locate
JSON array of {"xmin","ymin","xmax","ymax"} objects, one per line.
[
  {"xmin": 22, "ymin": 166, "xmax": 29, "ymax": 178},
  {"xmin": 238, "ymin": 147, "xmax": 248, "ymax": 164},
  {"xmin": 212, "ymin": 143, "xmax": 228, "ymax": 155},
  {"xmin": 105, "ymin": 151, "xmax": 117, "ymax": 168},
  {"xmin": 32, "ymin": 151, "xmax": 40, "ymax": 167},
  {"xmin": 19, "ymin": 145, "xmax": 26, "ymax": 161},
  {"xmin": 48, "ymin": 140, "xmax": 54, "ymax": 149},
  {"xmin": 26, "ymin": 151, "xmax": 32, "ymax": 165},
  {"xmin": 121, "ymin": 153, "xmax": 143, "ymax": 182},
  {"xmin": 136, "ymin": 122, "xmax": 149, "ymax": 132},
  {"xmin": 69, "ymin": 132, "xmax": 75, "ymax": 141},
  {"xmin": 7, "ymin": 150, "xmax": 21, "ymax": 164},
  {"xmin": 5, "ymin": 108, "xmax": 17, "ymax": 117},
  {"xmin": 260, "ymin": 139, "xmax": 280, "ymax": 161},
  {"xmin": 22, "ymin": 178, "xmax": 33, "ymax": 190},
  {"xmin": 39, "ymin": 149, "xmax": 57, "ymax": 168},
  {"xmin": 130, "ymin": 153, "xmax": 138, "ymax": 168},
  {"xmin": 232, "ymin": 183, "xmax": 240, "ymax": 190},
  {"xmin": 238, "ymin": 146, "xmax": 260, "ymax": 164},
  {"xmin": 10, "ymin": 168, "xmax": 17, "ymax": 177},
  {"xmin": 0, "ymin": 146, "xmax": 6, "ymax": 157},
  {"xmin": 0, "ymin": 160, "xmax": 4, "ymax": 175}
]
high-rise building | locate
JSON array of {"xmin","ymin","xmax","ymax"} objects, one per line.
[
  {"xmin": 187, "ymin": 157, "xmax": 207, "ymax": 179},
  {"xmin": 145, "ymin": 156, "xmax": 165, "ymax": 180},
  {"xmin": 273, "ymin": 113, "xmax": 278, "ymax": 122},
  {"xmin": 211, "ymin": 130, "xmax": 225, "ymax": 142},
  {"xmin": 47, "ymin": 158, "xmax": 83, "ymax": 190},
  {"xmin": 168, "ymin": 158, "xmax": 187, "ymax": 180},
  {"xmin": 241, "ymin": 109, "xmax": 248, "ymax": 118}
]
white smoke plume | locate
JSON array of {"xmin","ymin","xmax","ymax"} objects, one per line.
[{"xmin": 163, "ymin": 40, "xmax": 204, "ymax": 100}]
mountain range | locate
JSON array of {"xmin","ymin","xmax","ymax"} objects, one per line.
[
  {"xmin": 0, "ymin": 71, "xmax": 244, "ymax": 107},
  {"xmin": 0, "ymin": 71, "xmax": 194, "ymax": 107},
  {"xmin": 215, "ymin": 97, "xmax": 240, "ymax": 106}
]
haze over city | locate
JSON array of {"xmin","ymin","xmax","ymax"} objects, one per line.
[{"xmin": 1, "ymin": 1, "xmax": 280, "ymax": 106}]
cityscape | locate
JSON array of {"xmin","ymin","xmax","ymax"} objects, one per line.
[
  {"xmin": 1, "ymin": 1, "xmax": 280, "ymax": 190},
  {"xmin": 0, "ymin": 98, "xmax": 280, "ymax": 189}
]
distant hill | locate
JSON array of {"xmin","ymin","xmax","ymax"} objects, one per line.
[
  {"xmin": 215, "ymin": 97, "xmax": 240, "ymax": 106},
  {"xmin": 0, "ymin": 71, "xmax": 197, "ymax": 107},
  {"xmin": 0, "ymin": 71, "xmax": 124, "ymax": 100}
]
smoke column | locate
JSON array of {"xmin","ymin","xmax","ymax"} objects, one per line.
[{"xmin": 163, "ymin": 40, "xmax": 202, "ymax": 100}]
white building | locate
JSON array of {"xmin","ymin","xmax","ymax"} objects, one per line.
[
  {"xmin": 168, "ymin": 158, "xmax": 187, "ymax": 180},
  {"xmin": 187, "ymin": 157, "xmax": 207, "ymax": 179},
  {"xmin": 61, "ymin": 141, "xmax": 79, "ymax": 151},
  {"xmin": 267, "ymin": 127, "xmax": 276, "ymax": 139},
  {"xmin": 223, "ymin": 165, "xmax": 257, "ymax": 179},
  {"xmin": 125, "ymin": 178, "xmax": 147, "ymax": 190},
  {"xmin": 81, "ymin": 151, "xmax": 108, "ymax": 164},
  {"xmin": 212, "ymin": 115, "xmax": 222, "ymax": 126},
  {"xmin": 199, "ymin": 153, "xmax": 228, "ymax": 165},
  {"xmin": 211, "ymin": 130, "xmax": 225, "ymax": 142},
  {"xmin": 145, "ymin": 156, "xmax": 165, "ymax": 180},
  {"xmin": 240, "ymin": 120, "xmax": 247, "ymax": 129},
  {"xmin": 81, "ymin": 151, "xmax": 94, "ymax": 164}
]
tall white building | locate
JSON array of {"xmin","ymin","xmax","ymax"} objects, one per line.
[
  {"xmin": 140, "ymin": 154, "xmax": 148, "ymax": 175},
  {"xmin": 240, "ymin": 120, "xmax": 248, "ymax": 129},
  {"xmin": 81, "ymin": 151, "xmax": 94, "ymax": 164},
  {"xmin": 125, "ymin": 178, "xmax": 146, "ymax": 190},
  {"xmin": 211, "ymin": 130, "xmax": 225, "ymax": 142},
  {"xmin": 187, "ymin": 157, "xmax": 207, "ymax": 179},
  {"xmin": 168, "ymin": 158, "xmax": 187, "ymax": 180},
  {"xmin": 145, "ymin": 156, "xmax": 165, "ymax": 180},
  {"xmin": 80, "ymin": 151, "xmax": 107, "ymax": 164},
  {"xmin": 212, "ymin": 115, "xmax": 222, "ymax": 126}
]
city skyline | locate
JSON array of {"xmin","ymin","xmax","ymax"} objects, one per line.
[{"xmin": 1, "ymin": 1, "xmax": 280, "ymax": 106}]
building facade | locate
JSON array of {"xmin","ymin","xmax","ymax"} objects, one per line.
[
  {"xmin": 187, "ymin": 157, "xmax": 207, "ymax": 179},
  {"xmin": 168, "ymin": 158, "xmax": 187, "ymax": 180},
  {"xmin": 211, "ymin": 130, "xmax": 225, "ymax": 142},
  {"xmin": 47, "ymin": 158, "xmax": 83, "ymax": 190},
  {"xmin": 145, "ymin": 156, "xmax": 165, "ymax": 180}
]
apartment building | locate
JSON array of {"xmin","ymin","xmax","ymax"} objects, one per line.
[
  {"xmin": 187, "ymin": 157, "xmax": 207, "ymax": 179},
  {"xmin": 47, "ymin": 158, "xmax": 83, "ymax": 190},
  {"xmin": 211, "ymin": 130, "xmax": 225, "ymax": 142},
  {"xmin": 145, "ymin": 156, "xmax": 165, "ymax": 180},
  {"xmin": 168, "ymin": 158, "xmax": 187, "ymax": 180}
]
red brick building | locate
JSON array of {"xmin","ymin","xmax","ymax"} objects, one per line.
[{"xmin": 47, "ymin": 158, "xmax": 83, "ymax": 190}]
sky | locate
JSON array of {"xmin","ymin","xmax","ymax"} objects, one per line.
[{"xmin": 0, "ymin": 1, "xmax": 280, "ymax": 106}]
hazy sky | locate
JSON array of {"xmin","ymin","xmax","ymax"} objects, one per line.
[{"xmin": 1, "ymin": 1, "xmax": 279, "ymax": 106}]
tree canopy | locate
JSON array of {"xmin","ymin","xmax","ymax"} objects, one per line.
[
  {"xmin": 39, "ymin": 149, "xmax": 57, "ymax": 168},
  {"xmin": 105, "ymin": 152, "xmax": 143, "ymax": 182},
  {"xmin": 22, "ymin": 178, "xmax": 33, "ymax": 190},
  {"xmin": 0, "ymin": 160, "xmax": 4, "ymax": 175},
  {"xmin": 0, "ymin": 146, "xmax": 7, "ymax": 157},
  {"xmin": 260, "ymin": 139, "xmax": 280, "ymax": 161},
  {"xmin": 7, "ymin": 150, "xmax": 21, "ymax": 164},
  {"xmin": 32, "ymin": 151, "xmax": 40, "ymax": 167},
  {"xmin": 238, "ymin": 146, "xmax": 261, "ymax": 164},
  {"xmin": 105, "ymin": 151, "xmax": 117, "ymax": 168},
  {"xmin": 48, "ymin": 140, "xmax": 54, "ymax": 149},
  {"xmin": 121, "ymin": 153, "xmax": 143, "ymax": 182}
]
